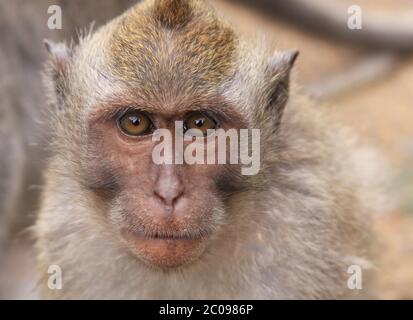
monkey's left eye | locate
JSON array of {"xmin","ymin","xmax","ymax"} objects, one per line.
[
  {"xmin": 118, "ymin": 112, "xmax": 153, "ymax": 136},
  {"xmin": 184, "ymin": 112, "xmax": 217, "ymax": 136}
]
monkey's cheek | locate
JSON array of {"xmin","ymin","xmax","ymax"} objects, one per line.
[{"xmin": 130, "ymin": 237, "xmax": 207, "ymax": 269}]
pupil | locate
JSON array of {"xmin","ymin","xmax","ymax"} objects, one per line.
[
  {"xmin": 194, "ymin": 118, "xmax": 205, "ymax": 127},
  {"xmin": 130, "ymin": 116, "xmax": 141, "ymax": 126}
]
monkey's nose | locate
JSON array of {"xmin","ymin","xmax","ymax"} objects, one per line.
[
  {"xmin": 153, "ymin": 166, "xmax": 184, "ymax": 208},
  {"xmin": 153, "ymin": 186, "xmax": 184, "ymax": 207}
]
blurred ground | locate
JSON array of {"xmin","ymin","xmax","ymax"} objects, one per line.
[{"xmin": 212, "ymin": 0, "xmax": 413, "ymax": 299}]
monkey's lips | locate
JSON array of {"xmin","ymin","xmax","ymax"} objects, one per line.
[{"xmin": 123, "ymin": 231, "xmax": 208, "ymax": 269}]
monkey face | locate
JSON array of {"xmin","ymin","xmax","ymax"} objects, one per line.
[
  {"xmin": 42, "ymin": 0, "xmax": 295, "ymax": 271},
  {"xmin": 82, "ymin": 105, "xmax": 246, "ymax": 269}
]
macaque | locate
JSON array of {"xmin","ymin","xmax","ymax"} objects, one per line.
[{"xmin": 35, "ymin": 0, "xmax": 381, "ymax": 299}]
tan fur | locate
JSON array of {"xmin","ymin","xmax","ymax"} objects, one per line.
[
  {"xmin": 108, "ymin": 0, "xmax": 236, "ymax": 98},
  {"xmin": 35, "ymin": 0, "xmax": 384, "ymax": 299},
  {"xmin": 153, "ymin": 0, "xmax": 193, "ymax": 28}
]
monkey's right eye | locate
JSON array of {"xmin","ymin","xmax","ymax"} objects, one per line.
[{"xmin": 117, "ymin": 112, "xmax": 153, "ymax": 136}]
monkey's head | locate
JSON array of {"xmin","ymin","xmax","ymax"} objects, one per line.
[{"xmin": 44, "ymin": 0, "xmax": 298, "ymax": 269}]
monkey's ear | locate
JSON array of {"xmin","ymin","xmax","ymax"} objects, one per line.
[
  {"xmin": 44, "ymin": 39, "xmax": 73, "ymax": 69},
  {"xmin": 266, "ymin": 50, "xmax": 299, "ymax": 128},
  {"xmin": 43, "ymin": 39, "xmax": 73, "ymax": 111}
]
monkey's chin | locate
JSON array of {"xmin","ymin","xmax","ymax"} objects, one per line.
[{"xmin": 126, "ymin": 236, "xmax": 207, "ymax": 269}]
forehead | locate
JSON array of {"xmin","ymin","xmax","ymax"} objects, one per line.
[{"xmin": 105, "ymin": 2, "xmax": 237, "ymax": 104}]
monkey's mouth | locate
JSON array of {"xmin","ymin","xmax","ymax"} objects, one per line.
[
  {"xmin": 122, "ymin": 229, "xmax": 210, "ymax": 269},
  {"xmin": 142, "ymin": 229, "xmax": 211, "ymax": 241}
]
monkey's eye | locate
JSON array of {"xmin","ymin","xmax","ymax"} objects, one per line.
[
  {"xmin": 184, "ymin": 112, "xmax": 217, "ymax": 136},
  {"xmin": 118, "ymin": 112, "xmax": 153, "ymax": 136}
]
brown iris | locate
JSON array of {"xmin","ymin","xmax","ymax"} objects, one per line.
[
  {"xmin": 118, "ymin": 112, "xmax": 153, "ymax": 136},
  {"xmin": 184, "ymin": 112, "xmax": 217, "ymax": 136}
]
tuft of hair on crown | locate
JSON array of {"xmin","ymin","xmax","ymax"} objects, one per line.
[{"xmin": 153, "ymin": 0, "xmax": 194, "ymax": 28}]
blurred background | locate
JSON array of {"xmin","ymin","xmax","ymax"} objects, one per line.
[{"xmin": 0, "ymin": 0, "xmax": 412, "ymax": 299}]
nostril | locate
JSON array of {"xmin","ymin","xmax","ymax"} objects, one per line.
[{"xmin": 153, "ymin": 188, "xmax": 184, "ymax": 207}]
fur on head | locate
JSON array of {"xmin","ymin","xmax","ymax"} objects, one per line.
[{"xmin": 43, "ymin": 0, "xmax": 297, "ymax": 136}]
